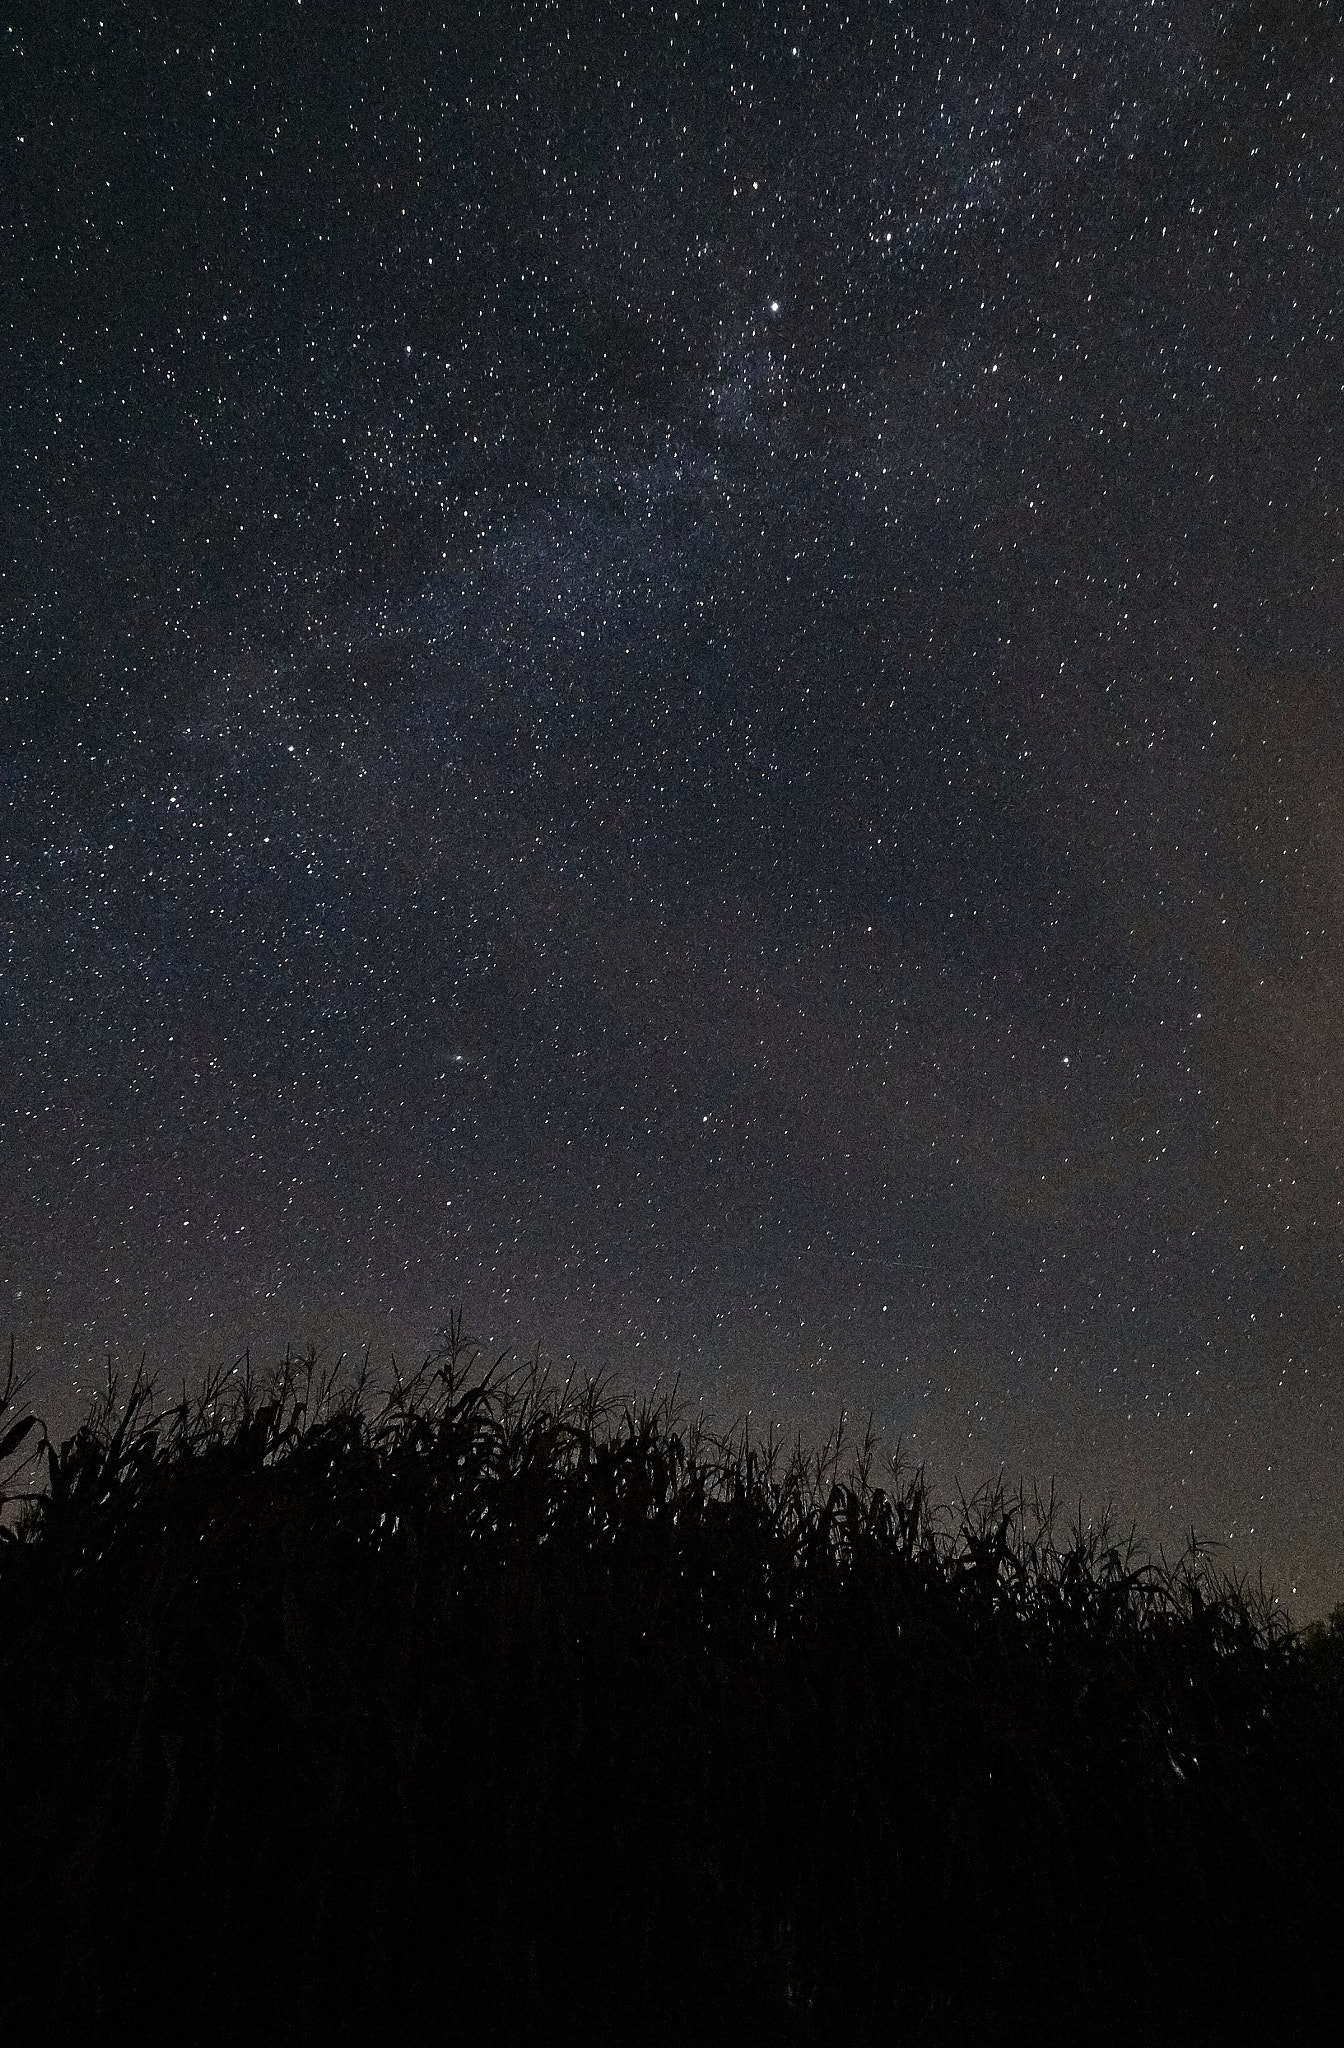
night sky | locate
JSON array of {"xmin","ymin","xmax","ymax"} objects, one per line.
[{"xmin": 6, "ymin": 1, "xmax": 1344, "ymax": 1614}]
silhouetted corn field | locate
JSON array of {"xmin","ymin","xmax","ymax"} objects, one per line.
[{"xmin": 0, "ymin": 1321, "xmax": 1340, "ymax": 2044}]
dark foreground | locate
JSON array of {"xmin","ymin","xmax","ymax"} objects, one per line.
[{"xmin": 1, "ymin": 1329, "xmax": 1340, "ymax": 2045}]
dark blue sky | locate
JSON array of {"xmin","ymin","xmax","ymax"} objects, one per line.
[{"xmin": 6, "ymin": 0, "xmax": 1344, "ymax": 1613}]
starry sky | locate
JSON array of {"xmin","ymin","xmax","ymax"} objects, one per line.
[{"xmin": 6, "ymin": 0, "xmax": 1344, "ymax": 1612}]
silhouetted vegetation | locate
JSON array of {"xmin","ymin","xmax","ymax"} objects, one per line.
[{"xmin": 0, "ymin": 1322, "xmax": 1340, "ymax": 2044}]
